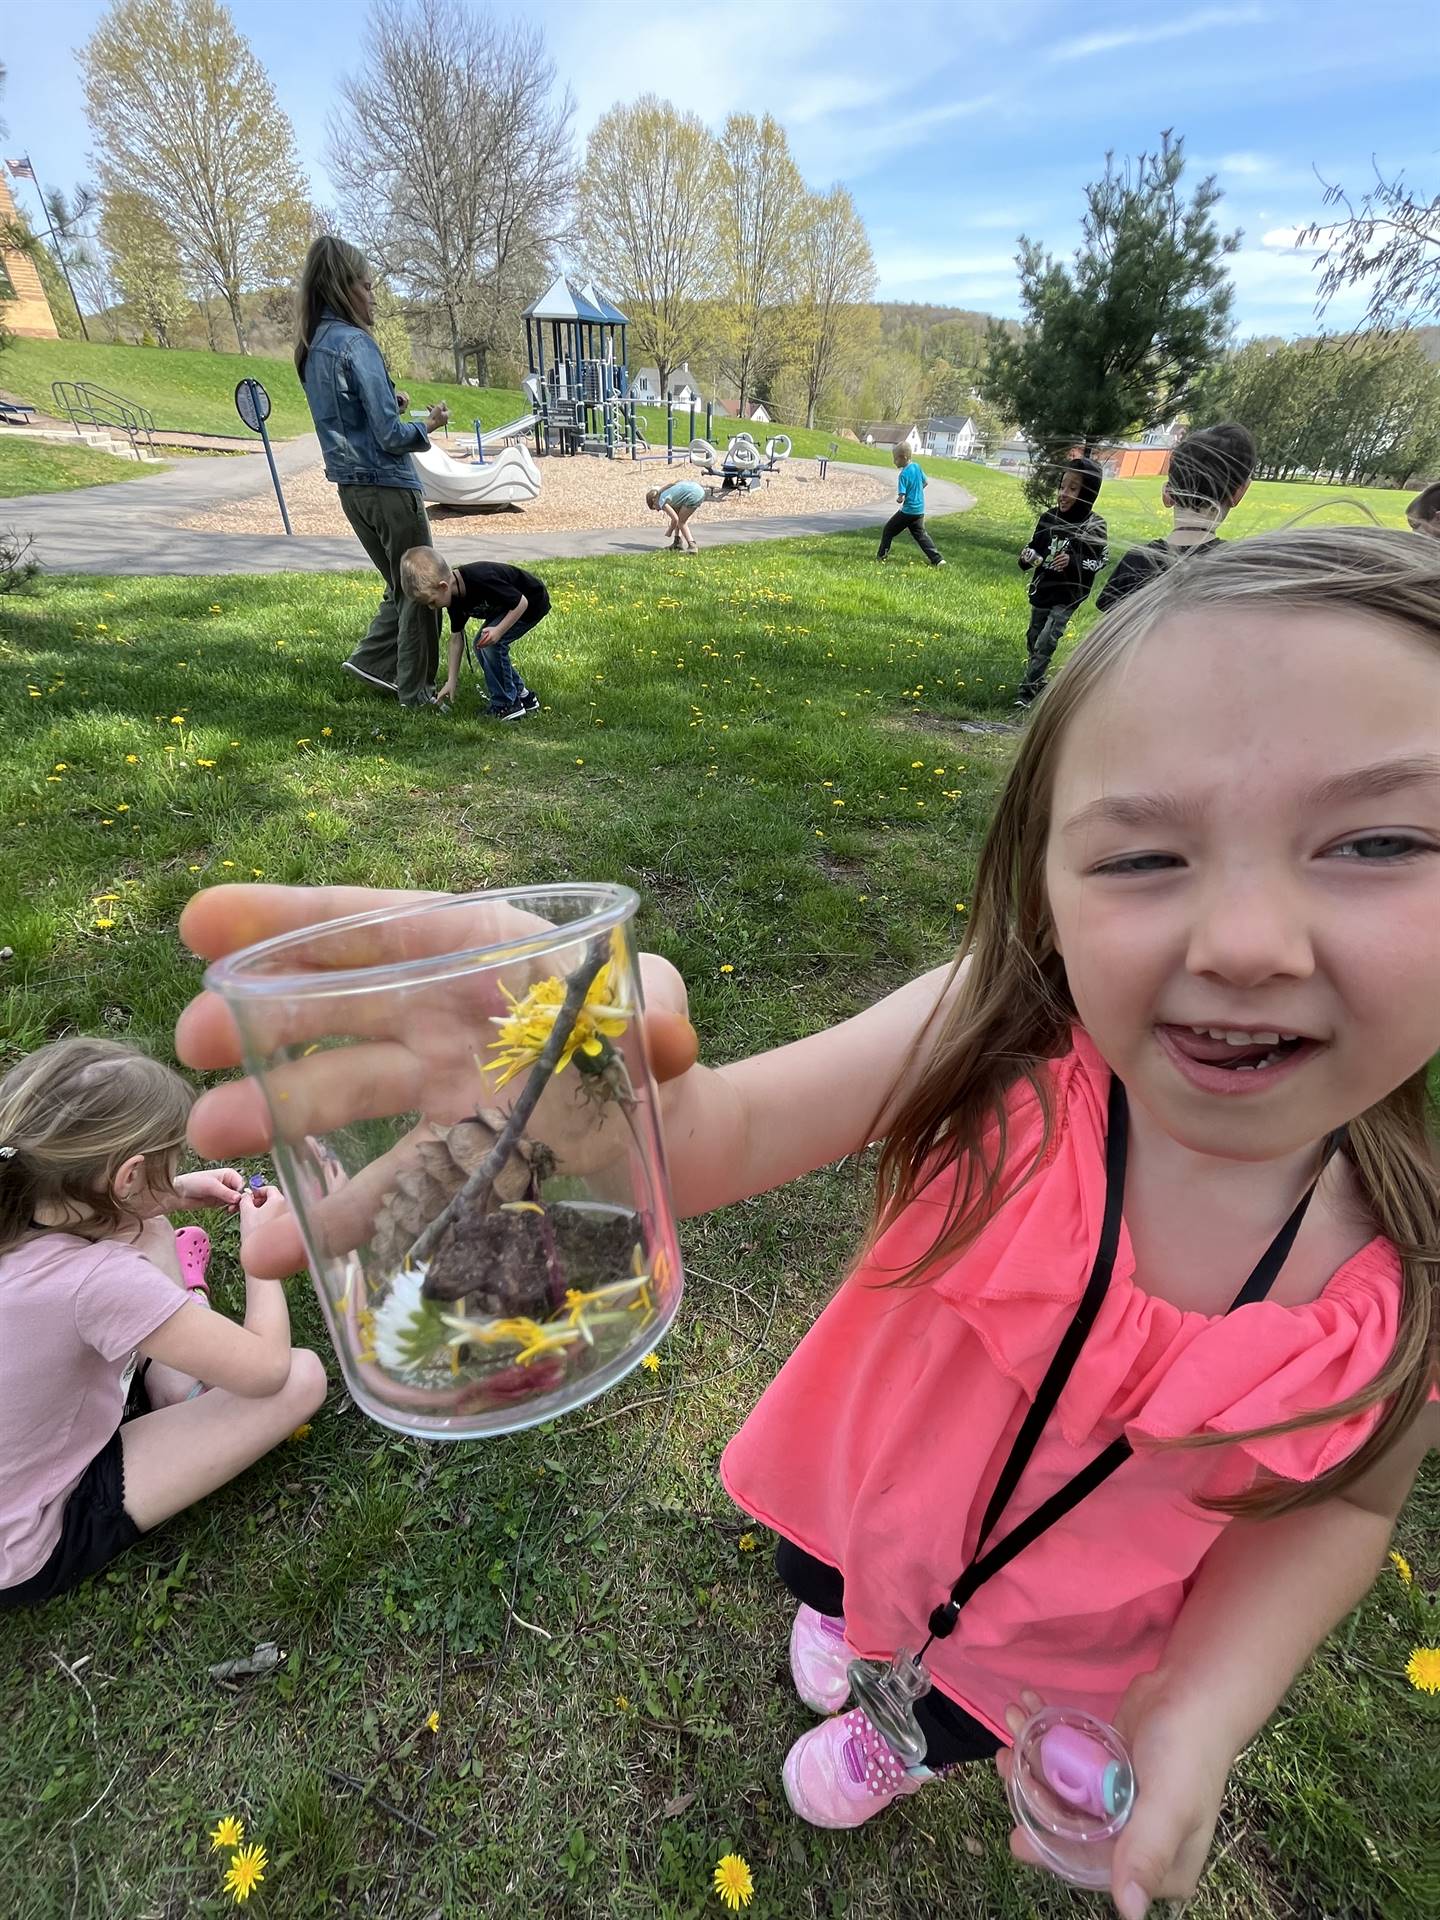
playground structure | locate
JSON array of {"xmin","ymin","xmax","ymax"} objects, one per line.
[{"xmin": 510, "ymin": 275, "xmax": 795, "ymax": 476}]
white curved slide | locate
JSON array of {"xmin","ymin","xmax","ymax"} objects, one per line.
[{"xmin": 412, "ymin": 443, "xmax": 542, "ymax": 509}]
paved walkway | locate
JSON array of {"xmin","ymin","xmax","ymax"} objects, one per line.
[{"xmin": 3, "ymin": 436, "xmax": 973, "ymax": 574}]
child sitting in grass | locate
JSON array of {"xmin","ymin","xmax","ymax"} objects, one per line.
[
  {"xmin": 1406, "ymin": 481, "xmax": 1440, "ymax": 539},
  {"xmin": 646, "ymin": 478, "xmax": 704, "ymax": 552},
  {"xmin": 400, "ymin": 547, "xmax": 549, "ymax": 720},
  {"xmin": 0, "ymin": 1039, "xmax": 325, "ymax": 1609},
  {"xmin": 1097, "ymin": 424, "xmax": 1256, "ymax": 611}
]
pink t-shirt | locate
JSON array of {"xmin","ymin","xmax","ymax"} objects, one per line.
[
  {"xmin": 720, "ymin": 1031, "xmax": 1401, "ymax": 1743},
  {"xmin": 0, "ymin": 1233, "xmax": 193, "ymax": 1588}
]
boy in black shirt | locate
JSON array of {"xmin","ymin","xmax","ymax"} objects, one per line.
[
  {"xmin": 1014, "ymin": 456, "xmax": 1107, "ymax": 707},
  {"xmin": 1096, "ymin": 423, "xmax": 1256, "ymax": 613},
  {"xmin": 401, "ymin": 548, "xmax": 549, "ymax": 718}
]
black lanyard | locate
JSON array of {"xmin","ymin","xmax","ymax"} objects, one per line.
[{"xmin": 920, "ymin": 1076, "xmax": 1344, "ymax": 1656}]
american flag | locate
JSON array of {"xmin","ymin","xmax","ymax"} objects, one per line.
[{"xmin": 6, "ymin": 158, "xmax": 36, "ymax": 181}]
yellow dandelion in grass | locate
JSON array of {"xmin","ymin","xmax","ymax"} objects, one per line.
[
  {"xmin": 738, "ymin": 1533, "xmax": 757, "ymax": 1553},
  {"xmin": 221, "ymin": 860, "xmax": 235, "ymax": 868},
  {"xmin": 713, "ymin": 1853, "xmax": 754, "ymax": 1911},
  {"xmin": 640, "ymin": 1351, "xmax": 661, "ymax": 1373},
  {"xmin": 209, "ymin": 1815, "xmax": 244, "ymax": 1851},
  {"xmin": 92, "ymin": 918, "xmax": 116, "ymax": 931},
  {"xmin": 425, "ymin": 1709, "xmax": 440, "ymax": 1733},
  {"xmin": 321, "ymin": 726, "xmax": 333, "ymax": 737},
  {"xmin": 719, "ymin": 963, "xmax": 734, "ymax": 975},
  {"xmin": 1390, "ymin": 1550, "xmax": 1413, "ymax": 1587},
  {"xmin": 288, "ymin": 1423, "xmax": 311, "ymax": 1442},
  {"xmin": 170, "ymin": 715, "xmax": 186, "ymax": 725},
  {"xmin": 1405, "ymin": 1647, "xmax": 1440, "ymax": 1695},
  {"xmin": 196, "ymin": 758, "xmax": 216, "ymax": 768},
  {"xmin": 223, "ymin": 1842, "xmax": 267, "ymax": 1904}
]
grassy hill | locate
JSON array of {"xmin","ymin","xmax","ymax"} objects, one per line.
[{"xmin": 0, "ymin": 338, "xmax": 532, "ymax": 442}]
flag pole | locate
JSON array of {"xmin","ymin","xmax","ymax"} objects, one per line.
[{"xmin": 16, "ymin": 153, "xmax": 91, "ymax": 343}]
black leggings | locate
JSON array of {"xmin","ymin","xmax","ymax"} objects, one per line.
[
  {"xmin": 775, "ymin": 1538, "xmax": 1002, "ymax": 1767},
  {"xmin": 877, "ymin": 510, "xmax": 943, "ymax": 564}
]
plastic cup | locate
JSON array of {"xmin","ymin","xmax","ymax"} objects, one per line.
[
  {"xmin": 205, "ymin": 886, "xmax": 682, "ymax": 1438},
  {"xmin": 1006, "ymin": 1705, "xmax": 1136, "ymax": 1890}
]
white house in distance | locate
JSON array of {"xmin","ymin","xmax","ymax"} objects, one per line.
[
  {"xmin": 630, "ymin": 362, "xmax": 705, "ymax": 407},
  {"xmin": 921, "ymin": 414, "xmax": 982, "ymax": 460},
  {"xmin": 860, "ymin": 421, "xmax": 922, "ymax": 449}
]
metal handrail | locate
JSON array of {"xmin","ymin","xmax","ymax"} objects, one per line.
[{"xmin": 50, "ymin": 380, "xmax": 157, "ymax": 455}]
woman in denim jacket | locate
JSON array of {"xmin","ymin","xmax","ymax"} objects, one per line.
[{"xmin": 295, "ymin": 236, "xmax": 450, "ymax": 708}]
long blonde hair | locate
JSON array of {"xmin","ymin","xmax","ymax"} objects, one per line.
[
  {"xmin": 0, "ymin": 1038, "xmax": 193, "ymax": 1250},
  {"xmin": 871, "ymin": 524, "xmax": 1440, "ymax": 1514},
  {"xmin": 294, "ymin": 234, "xmax": 371, "ymax": 379}
]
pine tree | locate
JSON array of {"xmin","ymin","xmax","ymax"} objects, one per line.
[{"xmin": 983, "ymin": 132, "xmax": 1237, "ymax": 501}]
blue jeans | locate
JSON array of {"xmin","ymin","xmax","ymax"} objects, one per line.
[{"xmin": 476, "ymin": 633, "xmax": 526, "ymax": 709}]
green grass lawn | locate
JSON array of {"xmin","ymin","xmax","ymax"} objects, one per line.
[
  {"xmin": 1, "ymin": 337, "xmax": 533, "ymax": 443},
  {"xmin": 0, "ymin": 434, "xmax": 158, "ymax": 498},
  {"xmin": 0, "ymin": 470, "xmax": 1431, "ymax": 1918}
]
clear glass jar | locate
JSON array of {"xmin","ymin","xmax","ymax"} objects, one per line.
[
  {"xmin": 1006, "ymin": 1705, "xmax": 1136, "ymax": 1890},
  {"xmin": 205, "ymin": 886, "xmax": 682, "ymax": 1438}
]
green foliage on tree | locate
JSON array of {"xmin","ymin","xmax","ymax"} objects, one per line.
[
  {"xmin": 81, "ymin": 0, "xmax": 312, "ymax": 353},
  {"xmin": 371, "ymin": 277, "xmax": 412, "ymax": 383},
  {"xmin": 983, "ymin": 131, "xmax": 1238, "ymax": 501},
  {"xmin": 101, "ymin": 189, "xmax": 193, "ymax": 346},
  {"xmin": 1191, "ymin": 331, "xmax": 1440, "ymax": 487},
  {"xmin": 580, "ymin": 97, "xmax": 720, "ymax": 404},
  {"xmin": 713, "ymin": 113, "xmax": 805, "ymax": 419}
]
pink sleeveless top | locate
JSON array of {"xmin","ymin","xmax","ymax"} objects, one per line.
[{"xmin": 720, "ymin": 1031, "xmax": 1401, "ymax": 1743}]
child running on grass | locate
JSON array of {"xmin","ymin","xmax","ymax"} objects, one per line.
[
  {"xmin": 876, "ymin": 442, "xmax": 945, "ymax": 566},
  {"xmin": 180, "ymin": 522, "xmax": 1438, "ymax": 1917},
  {"xmin": 401, "ymin": 548, "xmax": 548, "ymax": 720},
  {"xmin": 0, "ymin": 1040, "xmax": 325, "ymax": 1610},
  {"xmin": 1097, "ymin": 424, "xmax": 1256, "ymax": 612},
  {"xmin": 1014, "ymin": 454, "xmax": 1107, "ymax": 707},
  {"xmin": 646, "ymin": 478, "xmax": 705, "ymax": 552}
]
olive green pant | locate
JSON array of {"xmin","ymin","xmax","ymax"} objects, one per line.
[{"xmin": 337, "ymin": 484, "xmax": 440, "ymax": 706}]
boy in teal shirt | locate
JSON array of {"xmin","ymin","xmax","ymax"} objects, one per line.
[{"xmin": 877, "ymin": 444, "xmax": 945, "ymax": 566}]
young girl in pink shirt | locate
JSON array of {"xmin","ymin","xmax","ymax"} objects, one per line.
[
  {"xmin": 0, "ymin": 1039, "xmax": 326, "ymax": 1608},
  {"xmin": 174, "ymin": 524, "xmax": 1437, "ymax": 1919}
]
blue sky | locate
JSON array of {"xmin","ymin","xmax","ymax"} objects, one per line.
[{"xmin": 4, "ymin": 0, "xmax": 1436, "ymax": 337}]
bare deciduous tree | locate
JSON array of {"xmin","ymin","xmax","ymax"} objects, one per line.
[
  {"xmin": 80, "ymin": 0, "xmax": 311, "ymax": 352},
  {"xmin": 1300, "ymin": 162, "xmax": 1440, "ymax": 332},
  {"xmin": 329, "ymin": 0, "xmax": 573, "ymax": 382},
  {"xmin": 579, "ymin": 96, "xmax": 719, "ymax": 405}
]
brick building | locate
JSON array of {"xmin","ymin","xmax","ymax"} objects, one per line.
[{"xmin": 0, "ymin": 173, "xmax": 59, "ymax": 339}]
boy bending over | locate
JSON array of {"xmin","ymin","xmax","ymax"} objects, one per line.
[{"xmin": 401, "ymin": 548, "xmax": 549, "ymax": 720}]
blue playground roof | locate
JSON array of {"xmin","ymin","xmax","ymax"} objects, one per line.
[
  {"xmin": 579, "ymin": 282, "xmax": 629, "ymax": 325},
  {"xmin": 525, "ymin": 275, "xmax": 617, "ymax": 324}
]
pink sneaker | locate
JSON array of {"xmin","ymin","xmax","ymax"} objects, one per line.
[
  {"xmin": 789, "ymin": 1604, "xmax": 854, "ymax": 1713},
  {"xmin": 782, "ymin": 1708, "xmax": 927, "ymax": 1829}
]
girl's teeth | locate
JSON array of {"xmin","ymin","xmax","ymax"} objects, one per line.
[{"xmin": 1191, "ymin": 1027, "xmax": 1285, "ymax": 1046}]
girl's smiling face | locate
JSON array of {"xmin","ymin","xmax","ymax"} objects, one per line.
[{"xmin": 1045, "ymin": 607, "xmax": 1440, "ymax": 1163}]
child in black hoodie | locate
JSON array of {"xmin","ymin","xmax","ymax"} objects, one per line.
[{"xmin": 1014, "ymin": 455, "xmax": 1107, "ymax": 707}]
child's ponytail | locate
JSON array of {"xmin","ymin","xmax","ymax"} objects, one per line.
[{"xmin": 0, "ymin": 1039, "xmax": 193, "ymax": 1252}]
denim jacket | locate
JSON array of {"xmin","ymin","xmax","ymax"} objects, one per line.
[{"xmin": 301, "ymin": 311, "xmax": 428, "ymax": 490}]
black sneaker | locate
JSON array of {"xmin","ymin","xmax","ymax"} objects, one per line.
[
  {"xmin": 520, "ymin": 691, "xmax": 540, "ymax": 713},
  {"xmin": 495, "ymin": 700, "xmax": 527, "ymax": 722}
]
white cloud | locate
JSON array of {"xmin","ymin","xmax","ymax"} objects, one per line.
[
  {"xmin": 1047, "ymin": 7, "xmax": 1270, "ymax": 62},
  {"xmin": 1217, "ymin": 152, "xmax": 1274, "ymax": 176}
]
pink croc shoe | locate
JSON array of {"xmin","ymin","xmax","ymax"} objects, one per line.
[
  {"xmin": 789, "ymin": 1604, "xmax": 854, "ymax": 1714},
  {"xmin": 174, "ymin": 1226, "xmax": 212, "ymax": 1299},
  {"xmin": 782, "ymin": 1707, "xmax": 928, "ymax": 1829}
]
